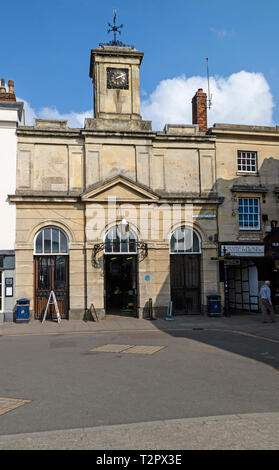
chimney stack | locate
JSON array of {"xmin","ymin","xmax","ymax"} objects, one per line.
[
  {"xmin": 8, "ymin": 80, "xmax": 14, "ymax": 94},
  {"xmin": 0, "ymin": 78, "xmax": 16, "ymax": 102},
  {"xmin": 192, "ymin": 88, "xmax": 207, "ymax": 132}
]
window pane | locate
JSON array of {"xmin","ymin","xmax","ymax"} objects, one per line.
[
  {"xmin": 129, "ymin": 238, "xmax": 137, "ymax": 253},
  {"xmin": 237, "ymin": 151, "xmax": 257, "ymax": 172},
  {"xmin": 36, "ymin": 231, "xmax": 43, "ymax": 254},
  {"xmin": 54, "ymin": 256, "xmax": 66, "ymax": 290},
  {"xmin": 52, "ymin": 229, "xmax": 59, "ymax": 253},
  {"xmin": 193, "ymin": 233, "xmax": 200, "ymax": 252},
  {"xmin": 4, "ymin": 256, "xmax": 15, "ymax": 269},
  {"xmin": 170, "ymin": 227, "xmax": 200, "ymax": 253},
  {"xmin": 44, "ymin": 228, "xmax": 51, "ymax": 253},
  {"xmin": 120, "ymin": 237, "xmax": 128, "ymax": 253},
  {"xmin": 239, "ymin": 198, "xmax": 260, "ymax": 230},
  {"xmin": 184, "ymin": 229, "xmax": 193, "ymax": 252},
  {"xmin": 38, "ymin": 257, "xmax": 51, "ymax": 289},
  {"xmin": 105, "ymin": 226, "xmax": 138, "ymax": 254},
  {"xmin": 170, "ymin": 235, "xmax": 176, "ymax": 253},
  {"xmin": 60, "ymin": 232, "xmax": 68, "ymax": 253}
]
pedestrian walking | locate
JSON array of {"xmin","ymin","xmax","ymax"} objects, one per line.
[{"xmin": 259, "ymin": 280, "xmax": 276, "ymax": 323}]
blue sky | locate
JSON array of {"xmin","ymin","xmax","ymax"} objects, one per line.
[{"xmin": 2, "ymin": 0, "xmax": 279, "ymax": 129}]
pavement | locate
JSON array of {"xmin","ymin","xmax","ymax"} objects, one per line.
[
  {"xmin": 1, "ymin": 311, "xmax": 279, "ymax": 344},
  {"xmin": 1, "ymin": 412, "xmax": 279, "ymax": 450},
  {"xmin": 1, "ymin": 311, "xmax": 279, "ymax": 450}
]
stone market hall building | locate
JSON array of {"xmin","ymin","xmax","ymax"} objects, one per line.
[{"xmin": 10, "ymin": 38, "xmax": 222, "ymax": 320}]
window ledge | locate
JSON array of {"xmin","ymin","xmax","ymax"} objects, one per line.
[
  {"xmin": 238, "ymin": 229, "xmax": 261, "ymax": 232},
  {"xmin": 230, "ymin": 185, "xmax": 267, "ymax": 193},
  {"xmin": 236, "ymin": 172, "xmax": 259, "ymax": 177}
]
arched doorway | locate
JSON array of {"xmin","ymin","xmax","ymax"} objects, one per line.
[
  {"xmin": 170, "ymin": 226, "xmax": 201, "ymax": 314},
  {"xmin": 104, "ymin": 225, "xmax": 138, "ymax": 315},
  {"xmin": 34, "ymin": 226, "xmax": 69, "ymax": 319}
]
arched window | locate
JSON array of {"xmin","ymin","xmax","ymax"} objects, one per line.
[
  {"xmin": 170, "ymin": 226, "xmax": 201, "ymax": 254},
  {"xmin": 34, "ymin": 227, "xmax": 69, "ymax": 255},
  {"xmin": 104, "ymin": 225, "xmax": 137, "ymax": 254}
]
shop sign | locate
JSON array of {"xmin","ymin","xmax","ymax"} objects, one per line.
[
  {"xmin": 221, "ymin": 244, "xmax": 264, "ymax": 257},
  {"xmin": 265, "ymin": 230, "xmax": 279, "ymax": 257}
]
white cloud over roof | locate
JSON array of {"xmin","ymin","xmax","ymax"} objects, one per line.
[
  {"xmin": 141, "ymin": 71, "xmax": 274, "ymax": 131},
  {"xmin": 21, "ymin": 71, "xmax": 274, "ymax": 131}
]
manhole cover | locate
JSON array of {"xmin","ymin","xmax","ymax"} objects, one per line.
[
  {"xmin": 122, "ymin": 345, "xmax": 166, "ymax": 355},
  {"xmin": 89, "ymin": 344, "xmax": 166, "ymax": 355},
  {"xmin": 90, "ymin": 344, "xmax": 134, "ymax": 353}
]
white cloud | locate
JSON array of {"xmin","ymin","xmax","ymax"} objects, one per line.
[
  {"xmin": 210, "ymin": 27, "xmax": 230, "ymax": 39},
  {"xmin": 19, "ymin": 99, "xmax": 92, "ymax": 128},
  {"xmin": 141, "ymin": 71, "xmax": 274, "ymax": 131},
  {"xmin": 19, "ymin": 71, "xmax": 274, "ymax": 132}
]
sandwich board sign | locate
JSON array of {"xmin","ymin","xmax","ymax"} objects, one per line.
[
  {"xmin": 42, "ymin": 290, "xmax": 61, "ymax": 324},
  {"xmin": 165, "ymin": 301, "xmax": 174, "ymax": 321}
]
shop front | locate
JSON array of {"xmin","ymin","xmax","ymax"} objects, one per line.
[
  {"xmin": 220, "ymin": 243, "xmax": 265, "ymax": 312},
  {"xmin": 264, "ymin": 228, "xmax": 279, "ymax": 311}
]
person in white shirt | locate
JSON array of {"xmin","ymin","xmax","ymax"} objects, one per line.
[{"xmin": 259, "ymin": 280, "xmax": 276, "ymax": 323}]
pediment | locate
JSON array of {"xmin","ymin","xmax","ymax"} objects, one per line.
[{"xmin": 81, "ymin": 175, "xmax": 160, "ymax": 202}]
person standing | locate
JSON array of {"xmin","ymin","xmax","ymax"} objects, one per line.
[{"xmin": 259, "ymin": 280, "xmax": 276, "ymax": 323}]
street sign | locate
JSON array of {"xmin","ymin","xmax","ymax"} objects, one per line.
[{"xmin": 224, "ymin": 259, "xmax": 240, "ymax": 266}]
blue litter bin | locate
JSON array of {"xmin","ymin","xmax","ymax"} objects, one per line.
[
  {"xmin": 207, "ymin": 295, "xmax": 221, "ymax": 316},
  {"xmin": 16, "ymin": 298, "xmax": 30, "ymax": 323}
]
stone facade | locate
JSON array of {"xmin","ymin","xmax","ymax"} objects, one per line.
[
  {"xmin": 12, "ymin": 117, "xmax": 220, "ymax": 318},
  {"xmin": 208, "ymin": 124, "xmax": 279, "ymax": 312},
  {"xmin": 9, "ymin": 42, "xmax": 279, "ymax": 320}
]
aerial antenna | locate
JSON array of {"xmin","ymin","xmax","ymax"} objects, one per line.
[{"xmin": 206, "ymin": 58, "xmax": 213, "ymax": 109}]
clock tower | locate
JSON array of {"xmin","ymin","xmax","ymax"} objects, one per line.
[{"xmin": 88, "ymin": 14, "xmax": 151, "ymax": 131}]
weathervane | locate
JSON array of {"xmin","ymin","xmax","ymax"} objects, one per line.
[
  {"xmin": 99, "ymin": 9, "xmax": 134, "ymax": 48},
  {"xmin": 107, "ymin": 9, "xmax": 123, "ymax": 44}
]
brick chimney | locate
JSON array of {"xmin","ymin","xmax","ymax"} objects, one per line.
[
  {"xmin": 192, "ymin": 88, "xmax": 207, "ymax": 132},
  {"xmin": 0, "ymin": 78, "xmax": 16, "ymax": 102}
]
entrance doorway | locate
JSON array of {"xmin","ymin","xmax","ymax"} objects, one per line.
[
  {"xmin": 104, "ymin": 225, "xmax": 138, "ymax": 315},
  {"xmin": 228, "ymin": 260, "xmax": 259, "ymax": 311},
  {"xmin": 34, "ymin": 227, "xmax": 69, "ymax": 319},
  {"xmin": 104, "ymin": 255, "xmax": 138, "ymax": 314},
  {"xmin": 170, "ymin": 226, "xmax": 201, "ymax": 314}
]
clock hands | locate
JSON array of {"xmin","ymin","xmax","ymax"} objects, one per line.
[{"xmin": 115, "ymin": 73, "xmax": 126, "ymax": 80}]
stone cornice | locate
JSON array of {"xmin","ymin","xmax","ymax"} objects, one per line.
[{"xmin": 9, "ymin": 194, "xmax": 79, "ymax": 203}]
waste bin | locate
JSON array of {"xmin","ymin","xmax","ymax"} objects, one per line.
[
  {"xmin": 15, "ymin": 298, "xmax": 30, "ymax": 323},
  {"xmin": 207, "ymin": 295, "xmax": 221, "ymax": 316}
]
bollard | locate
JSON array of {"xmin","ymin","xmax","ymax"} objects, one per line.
[
  {"xmin": 148, "ymin": 298, "xmax": 157, "ymax": 320},
  {"xmin": 165, "ymin": 301, "xmax": 174, "ymax": 321}
]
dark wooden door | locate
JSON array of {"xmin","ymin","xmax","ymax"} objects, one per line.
[
  {"xmin": 170, "ymin": 254, "xmax": 201, "ymax": 314},
  {"xmin": 34, "ymin": 256, "xmax": 69, "ymax": 319}
]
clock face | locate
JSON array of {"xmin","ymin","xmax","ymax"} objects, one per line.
[{"xmin": 107, "ymin": 67, "xmax": 129, "ymax": 89}]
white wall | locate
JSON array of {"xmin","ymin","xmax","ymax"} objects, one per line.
[{"xmin": 0, "ymin": 107, "xmax": 21, "ymax": 250}]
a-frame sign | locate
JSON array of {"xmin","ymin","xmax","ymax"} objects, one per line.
[{"xmin": 42, "ymin": 290, "xmax": 61, "ymax": 324}]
